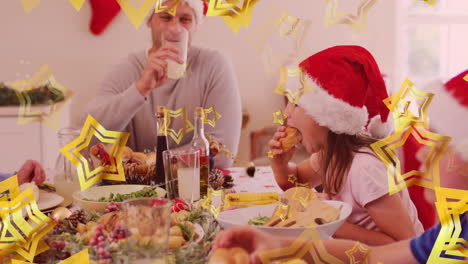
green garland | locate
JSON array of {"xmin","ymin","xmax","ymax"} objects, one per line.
[{"xmin": 0, "ymin": 82, "xmax": 64, "ymax": 106}]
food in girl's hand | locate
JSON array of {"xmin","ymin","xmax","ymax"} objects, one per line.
[
  {"xmin": 208, "ymin": 247, "xmax": 250, "ymax": 264},
  {"xmin": 280, "ymin": 127, "xmax": 301, "ymax": 152}
]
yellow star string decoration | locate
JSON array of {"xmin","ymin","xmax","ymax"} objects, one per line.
[
  {"xmin": 160, "ymin": 107, "xmax": 194, "ymax": 144},
  {"xmin": 0, "ymin": 187, "xmax": 55, "ymax": 262},
  {"xmin": 206, "ymin": 0, "xmax": 260, "ymax": 33},
  {"xmin": 258, "ymin": 228, "xmax": 345, "ymax": 264},
  {"xmin": 202, "ymin": 106, "xmax": 222, "ymax": 128},
  {"xmin": 371, "ymin": 123, "xmax": 451, "ymax": 195},
  {"xmin": 245, "ymin": 4, "xmax": 284, "ymax": 53},
  {"xmin": 59, "ymin": 115, "xmax": 130, "ymax": 191},
  {"xmin": 10, "ymin": 64, "xmax": 73, "ymax": 131},
  {"xmin": 428, "ymin": 187, "xmax": 468, "ymax": 263},
  {"xmin": 7, "ymin": 239, "xmax": 48, "ymax": 263},
  {"xmin": 324, "ymin": 0, "xmax": 378, "ymax": 32},
  {"xmin": 383, "ymin": 78, "xmax": 434, "ymax": 132},
  {"xmin": 273, "ymin": 109, "xmax": 288, "ymax": 125},
  {"xmin": 345, "ymin": 242, "xmax": 370, "ymax": 264},
  {"xmin": 275, "ymin": 67, "xmax": 313, "ymax": 105},
  {"xmin": 202, "ymin": 188, "xmax": 225, "ymax": 217},
  {"xmin": 116, "ymin": 0, "xmax": 158, "ymax": 29},
  {"xmin": 155, "ymin": 0, "xmax": 182, "ymax": 16},
  {"xmin": 267, "ymin": 150, "xmax": 275, "ymax": 159},
  {"xmin": 69, "ymin": 0, "xmax": 86, "ymax": 11},
  {"xmin": 292, "ymin": 187, "xmax": 316, "ymax": 209},
  {"xmin": 20, "ymin": 0, "xmax": 40, "ymax": 14},
  {"xmin": 463, "ymin": 73, "xmax": 468, "ymax": 82}
]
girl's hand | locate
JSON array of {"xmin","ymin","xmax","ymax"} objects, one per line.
[
  {"xmin": 212, "ymin": 226, "xmax": 285, "ymax": 264},
  {"xmin": 269, "ymin": 126, "xmax": 296, "ymax": 165}
]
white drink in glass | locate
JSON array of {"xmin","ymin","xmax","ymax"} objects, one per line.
[
  {"xmin": 55, "ymin": 173, "xmax": 80, "ymax": 202},
  {"xmin": 177, "ymin": 168, "xmax": 200, "ymax": 202}
]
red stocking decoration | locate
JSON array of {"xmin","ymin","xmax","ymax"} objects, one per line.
[{"xmin": 89, "ymin": 0, "xmax": 121, "ymax": 35}]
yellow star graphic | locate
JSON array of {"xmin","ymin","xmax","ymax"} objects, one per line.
[
  {"xmin": 274, "ymin": 203, "xmax": 292, "ymax": 222},
  {"xmin": 202, "ymin": 188, "xmax": 225, "ymax": 217},
  {"xmin": 0, "ymin": 176, "xmax": 20, "ymax": 202},
  {"xmin": 273, "ymin": 109, "xmax": 288, "ymax": 126},
  {"xmin": 116, "ymin": 0, "xmax": 158, "ymax": 29},
  {"xmin": 446, "ymin": 144, "xmax": 468, "ymax": 177},
  {"xmin": 160, "ymin": 107, "xmax": 194, "ymax": 144},
  {"xmin": 463, "ymin": 73, "xmax": 468, "ymax": 82},
  {"xmin": 59, "ymin": 115, "xmax": 129, "ymax": 191},
  {"xmin": 206, "ymin": 0, "xmax": 260, "ymax": 33},
  {"xmin": 69, "ymin": 0, "xmax": 86, "ymax": 11},
  {"xmin": 155, "ymin": 0, "xmax": 182, "ymax": 16},
  {"xmin": 20, "ymin": 0, "xmax": 40, "ymax": 14},
  {"xmin": 267, "ymin": 150, "xmax": 275, "ymax": 159},
  {"xmin": 292, "ymin": 187, "xmax": 316, "ymax": 209},
  {"xmin": 10, "ymin": 64, "xmax": 73, "ymax": 131},
  {"xmin": 383, "ymin": 78, "xmax": 434, "ymax": 132},
  {"xmin": 345, "ymin": 242, "xmax": 370, "ymax": 264},
  {"xmin": 258, "ymin": 228, "xmax": 344, "ymax": 264},
  {"xmin": 275, "ymin": 12, "xmax": 302, "ymax": 38},
  {"xmin": 202, "ymin": 106, "xmax": 222, "ymax": 128},
  {"xmin": 57, "ymin": 249, "xmax": 90, "ymax": 264},
  {"xmin": 371, "ymin": 123, "xmax": 451, "ymax": 195},
  {"xmin": 428, "ymin": 187, "xmax": 468, "ymax": 262},
  {"xmin": 422, "ymin": 0, "xmax": 437, "ymax": 6},
  {"xmin": 275, "ymin": 67, "xmax": 313, "ymax": 105},
  {"xmin": 288, "ymin": 174, "xmax": 298, "ymax": 185},
  {"xmin": 245, "ymin": 4, "xmax": 283, "ymax": 53},
  {"xmin": 324, "ymin": 0, "xmax": 378, "ymax": 32},
  {"xmin": 0, "ymin": 187, "xmax": 55, "ymax": 262}
]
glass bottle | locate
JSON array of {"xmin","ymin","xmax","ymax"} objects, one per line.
[
  {"xmin": 190, "ymin": 107, "xmax": 210, "ymax": 196},
  {"xmin": 154, "ymin": 106, "xmax": 169, "ymax": 187}
]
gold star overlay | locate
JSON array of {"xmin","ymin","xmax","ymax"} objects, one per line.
[{"xmin": 324, "ymin": 0, "xmax": 378, "ymax": 32}]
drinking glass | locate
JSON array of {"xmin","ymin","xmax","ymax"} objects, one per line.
[
  {"xmin": 122, "ymin": 198, "xmax": 172, "ymax": 263},
  {"xmin": 163, "ymin": 149, "xmax": 200, "ymax": 203},
  {"xmin": 161, "ymin": 27, "xmax": 188, "ymax": 79}
]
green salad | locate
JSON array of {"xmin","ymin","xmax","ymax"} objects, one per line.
[
  {"xmin": 86, "ymin": 187, "xmax": 159, "ymax": 202},
  {"xmin": 248, "ymin": 215, "xmax": 271, "ymax": 226}
]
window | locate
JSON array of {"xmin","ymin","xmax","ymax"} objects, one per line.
[{"xmin": 396, "ymin": 0, "xmax": 468, "ymax": 89}]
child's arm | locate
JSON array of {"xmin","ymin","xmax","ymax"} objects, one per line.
[
  {"xmin": 273, "ymin": 154, "xmax": 322, "ymax": 191},
  {"xmin": 334, "ymin": 194, "xmax": 418, "ymax": 245}
]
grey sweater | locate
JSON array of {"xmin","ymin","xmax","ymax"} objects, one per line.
[{"xmin": 81, "ymin": 46, "xmax": 242, "ymax": 168}]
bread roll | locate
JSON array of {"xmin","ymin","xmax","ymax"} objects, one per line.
[
  {"xmin": 122, "ymin": 146, "xmax": 133, "ymax": 160},
  {"xmin": 280, "ymin": 127, "xmax": 300, "ymax": 152},
  {"xmin": 209, "ymin": 247, "xmax": 250, "ymax": 264}
]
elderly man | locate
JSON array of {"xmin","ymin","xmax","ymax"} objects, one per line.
[{"xmin": 81, "ymin": 0, "xmax": 242, "ymax": 168}]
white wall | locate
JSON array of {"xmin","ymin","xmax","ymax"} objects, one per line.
[{"xmin": 0, "ymin": 0, "xmax": 397, "ymax": 170}]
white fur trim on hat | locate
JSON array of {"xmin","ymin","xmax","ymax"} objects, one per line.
[
  {"xmin": 297, "ymin": 76, "xmax": 369, "ymax": 136},
  {"xmin": 367, "ymin": 115, "xmax": 393, "ymax": 139},
  {"xmin": 147, "ymin": 0, "xmax": 204, "ymax": 26},
  {"xmin": 424, "ymin": 79, "xmax": 468, "ymax": 148}
]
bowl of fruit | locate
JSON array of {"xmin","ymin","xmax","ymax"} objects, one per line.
[{"xmin": 73, "ymin": 185, "xmax": 166, "ymax": 214}]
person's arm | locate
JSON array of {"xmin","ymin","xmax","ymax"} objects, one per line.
[
  {"xmin": 79, "ymin": 56, "xmax": 148, "ymax": 131},
  {"xmin": 202, "ymin": 50, "xmax": 242, "ymax": 168},
  {"xmin": 273, "ymin": 153, "xmax": 322, "ymax": 191}
]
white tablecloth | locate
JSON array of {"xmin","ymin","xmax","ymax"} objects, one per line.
[{"xmin": 227, "ymin": 166, "xmax": 283, "ymax": 194}]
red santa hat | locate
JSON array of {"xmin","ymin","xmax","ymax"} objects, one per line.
[
  {"xmin": 297, "ymin": 45, "xmax": 392, "ymax": 139},
  {"xmin": 424, "ymin": 70, "xmax": 468, "ymax": 158},
  {"xmin": 146, "ymin": 0, "xmax": 207, "ymax": 26}
]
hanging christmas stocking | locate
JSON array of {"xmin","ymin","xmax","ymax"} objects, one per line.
[{"xmin": 89, "ymin": 0, "xmax": 121, "ymax": 35}]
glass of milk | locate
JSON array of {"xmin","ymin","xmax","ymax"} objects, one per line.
[
  {"xmin": 163, "ymin": 149, "xmax": 200, "ymax": 203},
  {"xmin": 161, "ymin": 27, "xmax": 188, "ymax": 80}
]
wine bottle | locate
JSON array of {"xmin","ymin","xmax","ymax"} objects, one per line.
[
  {"xmin": 154, "ymin": 106, "xmax": 169, "ymax": 187},
  {"xmin": 191, "ymin": 107, "xmax": 210, "ymax": 196}
]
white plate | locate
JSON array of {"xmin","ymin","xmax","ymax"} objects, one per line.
[
  {"xmin": 37, "ymin": 191, "xmax": 64, "ymax": 211},
  {"xmin": 216, "ymin": 200, "xmax": 352, "ymax": 240}
]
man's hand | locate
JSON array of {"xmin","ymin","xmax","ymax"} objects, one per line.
[
  {"xmin": 136, "ymin": 45, "xmax": 184, "ymax": 97},
  {"xmin": 17, "ymin": 160, "xmax": 46, "ymax": 185}
]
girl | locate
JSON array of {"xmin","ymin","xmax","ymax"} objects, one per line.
[{"xmin": 269, "ymin": 46, "xmax": 423, "ymax": 245}]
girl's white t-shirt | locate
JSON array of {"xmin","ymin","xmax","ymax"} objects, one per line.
[{"xmin": 317, "ymin": 148, "xmax": 424, "ymax": 235}]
